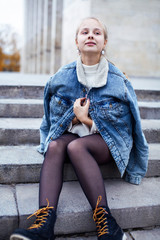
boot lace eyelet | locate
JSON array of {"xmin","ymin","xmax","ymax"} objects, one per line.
[
  {"xmin": 27, "ymin": 199, "xmax": 54, "ymax": 230},
  {"xmin": 93, "ymin": 196, "xmax": 109, "ymax": 237}
]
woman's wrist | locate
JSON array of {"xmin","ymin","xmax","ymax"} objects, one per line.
[
  {"xmin": 78, "ymin": 116, "xmax": 93, "ymax": 128},
  {"xmin": 72, "ymin": 117, "xmax": 80, "ymax": 125}
]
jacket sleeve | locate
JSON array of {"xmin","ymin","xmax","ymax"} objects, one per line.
[
  {"xmin": 124, "ymin": 79, "xmax": 149, "ymax": 185},
  {"xmin": 37, "ymin": 78, "xmax": 51, "ymax": 154}
]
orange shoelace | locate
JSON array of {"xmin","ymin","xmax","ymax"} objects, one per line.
[
  {"xmin": 93, "ymin": 196, "xmax": 109, "ymax": 237},
  {"xmin": 27, "ymin": 199, "xmax": 54, "ymax": 230}
]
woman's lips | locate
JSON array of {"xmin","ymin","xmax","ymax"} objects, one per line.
[{"xmin": 85, "ymin": 42, "xmax": 96, "ymax": 46}]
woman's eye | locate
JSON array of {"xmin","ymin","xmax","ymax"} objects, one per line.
[
  {"xmin": 95, "ymin": 32, "xmax": 100, "ymax": 35},
  {"xmin": 82, "ymin": 31, "xmax": 88, "ymax": 34}
]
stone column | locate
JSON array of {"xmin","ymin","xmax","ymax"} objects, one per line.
[
  {"xmin": 54, "ymin": 0, "xmax": 63, "ymax": 73},
  {"xmin": 50, "ymin": 0, "xmax": 57, "ymax": 74},
  {"xmin": 41, "ymin": 0, "xmax": 53, "ymax": 74},
  {"xmin": 21, "ymin": 0, "xmax": 28, "ymax": 72},
  {"xmin": 24, "ymin": 0, "xmax": 32, "ymax": 73},
  {"xmin": 32, "ymin": 0, "xmax": 38, "ymax": 73},
  {"xmin": 36, "ymin": 0, "xmax": 43, "ymax": 73},
  {"xmin": 22, "ymin": 0, "xmax": 64, "ymax": 74}
]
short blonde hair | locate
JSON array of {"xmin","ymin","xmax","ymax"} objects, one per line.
[{"xmin": 75, "ymin": 17, "xmax": 108, "ymax": 40}]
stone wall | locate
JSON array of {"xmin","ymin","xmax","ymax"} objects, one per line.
[
  {"xmin": 62, "ymin": 0, "xmax": 160, "ymax": 77},
  {"xmin": 91, "ymin": 0, "xmax": 160, "ymax": 76}
]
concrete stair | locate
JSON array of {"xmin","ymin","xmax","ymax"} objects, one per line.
[
  {"xmin": 1, "ymin": 99, "xmax": 160, "ymax": 119},
  {"xmin": 0, "ymin": 118, "xmax": 160, "ymax": 145},
  {"xmin": 0, "ymin": 144, "xmax": 159, "ymax": 184},
  {"xmin": 0, "ymin": 73, "xmax": 160, "ymax": 240}
]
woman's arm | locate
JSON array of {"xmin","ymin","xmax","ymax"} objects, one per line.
[{"xmin": 37, "ymin": 79, "xmax": 51, "ymax": 153}]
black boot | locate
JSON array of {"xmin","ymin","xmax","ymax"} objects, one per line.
[
  {"xmin": 10, "ymin": 199, "xmax": 56, "ymax": 240},
  {"xmin": 93, "ymin": 196, "xmax": 127, "ymax": 240}
]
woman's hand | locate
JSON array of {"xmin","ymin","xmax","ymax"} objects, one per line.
[{"xmin": 73, "ymin": 97, "xmax": 93, "ymax": 128}]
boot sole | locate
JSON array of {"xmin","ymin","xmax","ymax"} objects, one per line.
[
  {"xmin": 10, "ymin": 234, "xmax": 31, "ymax": 240},
  {"xmin": 10, "ymin": 233, "xmax": 54, "ymax": 240}
]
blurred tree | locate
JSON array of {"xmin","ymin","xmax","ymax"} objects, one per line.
[{"xmin": 0, "ymin": 24, "xmax": 21, "ymax": 72}]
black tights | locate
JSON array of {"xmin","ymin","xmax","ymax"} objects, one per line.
[{"xmin": 39, "ymin": 132, "xmax": 113, "ymax": 210}]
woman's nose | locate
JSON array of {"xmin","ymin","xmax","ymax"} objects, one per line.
[{"xmin": 88, "ymin": 34, "xmax": 94, "ymax": 39}]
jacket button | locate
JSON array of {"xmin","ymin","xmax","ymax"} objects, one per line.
[
  {"xmin": 83, "ymin": 88, "xmax": 86, "ymax": 92},
  {"xmin": 58, "ymin": 100, "xmax": 61, "ymax": 105},
  {"xmin": 60, "ymin": 124, "xmax": 63, "ymax": 127},
  {"xmin": 110, "ymin": 104, "xmax": 112, "ymax": 108},
  {"xmin": 51, "ymin": 137, "xmax": 53, "ymax": 140}
]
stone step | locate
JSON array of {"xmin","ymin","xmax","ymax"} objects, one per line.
[
  {"xmin": 1, "ymin": 99, "xmax": 160, "ymax": 119},
  {"xmin": 0, "ymin": 74, "xmax": 160, "ymax": 101},
  {"xmin": 138, "ymin": 101, "xmax": 160, "ymax": 119},
  {"xmin": 0, "ymin": 99, "xmax": 43, "ymax": 118},
  {"xmin": 0, "ymin": 118, "xmax": 159, "ymax": 145},
  {"xmin": 0, "ymin": 73, "xmax": 46, "ymax": 99},
  {"xmin": 0, "ymin": 85, "xmax": 160, "ymax": 101},
  {"xmin": 130, "ymin": 77, "xmax": 160, "ymax": 101},
  {"xmin": 55, "ymin": 228, "xmax": 160, "ymax": 240},
  {"xmin": 1, "ymin": 177, "xmax": 160, "ymax": 239},
  {"xmin": 1, "ymin": 85, "xmax": 160, "ymax": 101},
  {"xmin": 141, "ymin": 119, "xmax": 160, "ymax": 143},
  {"xmin": 129, "ymin": 228, "xmax": 160, "ymax": 240},
  {"xmin": 0, "ymin": 144, "xmax": 159, "ymax": 184},
  {"xmin": 0, "ymin": 118, "xmax": 41, "ymax": 145},
  {"xmin": 0, "ymin": 84, "xmax": 44, "ymax": 99},
  {"xmin": 56, "ymin": 228, "xmax": 160, "ymax": 240}
]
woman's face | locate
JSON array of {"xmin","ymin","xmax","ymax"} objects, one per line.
[{"xmin": 76, "ymin": 19, "xmax": 107, "ymax": 57}]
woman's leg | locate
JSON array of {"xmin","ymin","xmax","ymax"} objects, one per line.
[
  {"xmin": 67, "ymin": 134, "xmax": 113, "ymax": 209},
  {"xmin": 39, "ymin": 132, "xmax": 78, "ymax": 210}
]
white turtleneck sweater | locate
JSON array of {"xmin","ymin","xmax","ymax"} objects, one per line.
[{"xmin": 68, "ymin": 56, "xmax": 109, "ymax": 137}]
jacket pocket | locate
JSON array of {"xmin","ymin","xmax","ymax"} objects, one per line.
[
  {"xmin": 50, "ymin": 93, "xmax": 72, "ymax": 122},
  {"xmin": 98, "ymin": 97, "xmax": 123, "ymax": 117},
  {"xmin": 98, "ymin": 98, "xmax": 132, "ymax": 148}
]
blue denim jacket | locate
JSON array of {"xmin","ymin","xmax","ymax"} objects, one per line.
[{"xmin": 37, "ymin": 60, "xmax": 149, "ymax": 185}]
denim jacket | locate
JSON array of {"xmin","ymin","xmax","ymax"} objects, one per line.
[{"xmin": 37, "ymin": 60, "xmax": 149, "ymax": 185}]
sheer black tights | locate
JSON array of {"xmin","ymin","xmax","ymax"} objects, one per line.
[
  {"xmin": 67, "ymin": 134, "xmax": 113, "ymax": 208},
  {"xmin": 39, "ymin": 133, "xmax": 113, "ymax": 210},
  {"xmin": 39, "ymin": 133, "xmax": 78, "ymax": 210}
]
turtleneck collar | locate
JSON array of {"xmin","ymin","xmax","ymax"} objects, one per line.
[{"xmin": 76, "ymin": 55, "xmax": 109, "ymax": 89}]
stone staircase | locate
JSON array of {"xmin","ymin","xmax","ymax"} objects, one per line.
[{"xmin": 0, "ymin": 73, "xmax": 160, "ymax": 240}]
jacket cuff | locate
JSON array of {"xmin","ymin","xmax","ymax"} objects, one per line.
[
  {"xmin": 124, "ymin": 173, "xmax": 142, "ymax": 185},
  {"xmin": 37, "ymin": 144, "xmax": 44, "ymax": 154}
]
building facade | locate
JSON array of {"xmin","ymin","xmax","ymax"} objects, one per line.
[{"xmin": 22, "ymin": 0, "xmax": 160, "ymax": 76}]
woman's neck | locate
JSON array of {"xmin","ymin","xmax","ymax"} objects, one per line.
[{"xmin": 81, "ymin": 53, "xmax": 101, "ymax": 66}]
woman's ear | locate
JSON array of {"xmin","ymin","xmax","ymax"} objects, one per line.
[
  {"xmin": 104, "ymin": 39, "xmax": 108, "ymax": 48},
  {"xmin": 75, "ymin": 38, "xmax": 78, "ymax": 48}
]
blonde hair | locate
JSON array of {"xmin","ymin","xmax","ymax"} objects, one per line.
[{"xmin": 75, "ymin": 17, "xmax": 108, "ymax": 40}]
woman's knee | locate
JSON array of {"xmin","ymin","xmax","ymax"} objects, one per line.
[
  {"xmin": 46, "ymin": 139, "xmax": 65, "ymax": 156},
  {"xmin": 67, "ymin": 139, "xmax": 85, "ymax": 158},
  {"xmin": 67, "ymin": 140, "xmax": 77, "ymax": 155},
  {"xmin": 47, "ymin": 141, "xmax": 58, "ymax": 153}
]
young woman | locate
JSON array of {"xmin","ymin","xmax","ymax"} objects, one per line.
[{"xmin": 10, "ymin": 17, "xmax": 148, "ymax": 240}]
